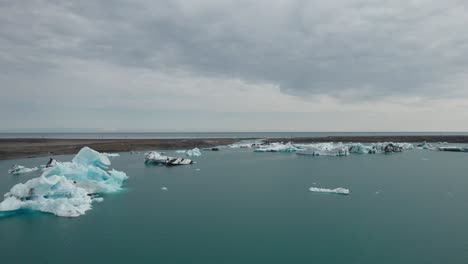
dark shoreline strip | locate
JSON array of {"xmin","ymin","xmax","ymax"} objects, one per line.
[{"xmin": 1, "ymin": 135, "xmax": 468, "ymax": 160}]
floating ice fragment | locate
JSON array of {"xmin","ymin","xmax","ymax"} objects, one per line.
[
  {"xmin": 0, "ymin": 147, "xmax": 128, "ymax": 217},
  {"xmin": 255, "ymin": 142, "xmax": 302, "ymax": 153},
  {"xmin": 103, "ymin": 153, "xmax": 120, "ymax": 158},
  {"xmin": 186, "ymin": 148, "xmax": 202, "ymax": 157},
  {"xmin": 348, "ymin": 143, "xmax": 376, "ymax": 154},
  {"xmin": 145, "ymin": 151, "xmax": 193, "ymax": 165},
  {"xmin": 416, "ymin": 141, "xmax": 433, "ymax": 150},
  {"xmin": 309, "ymin": 187, "xmax": 350, "ymax": 195},
  {"xmin": 8, "ymin": 165, "xmax": 39, "ymax": 174},
  {"xmin": 161, "ymin": 187, "xmax": 168, "ymax": 191},
  {"xmin": 437, "ymin": 146, "xmax": 468, "ymax": 152},
  {"xmin": 297, "ymin": 145, "xmax": 349, "ymax": 156},
  {"xmin": 0, "ymin": 175, "xmax": 93, "ymax": 217},
  {"xmin": 229, "ymin": 139, "xmax": 266, "ymax": 148},
  {"xmin": 93, "ymin": 197, "xmax": 104, "ymax": 203}
]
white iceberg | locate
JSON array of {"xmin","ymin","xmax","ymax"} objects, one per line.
[
  {"xmin": 186, "ymin": 148, "xmax": 202, "ymax": 157},
  {"xmin": 437, "ymin": 146, "xmax": 468, "ymax": 152},
  {"xmin": 0, "ymin": 147, "xmax": 128, "ymax": 217},
  {"xmin": 0, "ymin": 175, "xmax": 92, "ymax": 217},
  {"xmin": 254, "ymin": 142, "xmax": 302, "ymax": 153},
  {"xmin": 175, "ymin": 148, "xmax": 202, "ymax": 157},
  {"xmin": 296, "ymin": 143, "xmax": 349, "ymax": 156},
  {"xmin": 347, "ymin": 143, "xmax": 376, "ymax": 154},
  {"xmin": 309, "ymin": 187, "xmax": 350, "ymax": 195},
  {"xmin": 103, "ymin": 153, "xmax": 120, "ymax": 158},
  {"xmin": 8, "ymin": 165, "xmax": 39, "ymax": 174}
]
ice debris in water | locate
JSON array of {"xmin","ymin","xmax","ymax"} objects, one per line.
[
  {"xmin": 8, "ymin": 165, "xmax": 39, "ymax": 174},
  {"xmin": 254, "ymin": 142, "xmax": 302, "ymax": 152},
  {"xmin": 437, "ymin": 146, "xmax": 468, "ymax": 152},
  {"xmin": 348, "ymin": 143, "xmax": 376, "ymax": 154},
  {"xmin": 0, "ymin": 147, "xmax": 128, "ymax": 217},
  {"xmin": 145, "ymin": 151, "xmax": 193, "ymax": 165},
  {"xmin": 186, "ymin": 148, "xmax": 202, "ymax": 157},
  {"xmin": 175, "ymin": 148, "xmax": 202, "ymax": 157},
  {"xmin": 296, "ymin": 143, "xmax": 349, "ymax": 156},
  {"xmin": 103, "ymin": 153, "xmax": 120, "ymax": 158},
  {"xmin": 309, "ymin": 187, "xmax": 350, "ymax": 195},
  {"xmin": 161, "ymin": 187, "xmax": 168, "ymax": 191},
  {"xmin": 229, "ymin": 139, "xmax": 266, "ymax": 148},
  {"xmin": 254, "ymin": 142, "xmax": 414, "ymax": 156}
]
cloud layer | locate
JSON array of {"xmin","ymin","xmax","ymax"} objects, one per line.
[{"xmin": 1, "ymin": 0, "xmax": 468, "ymax": 131}]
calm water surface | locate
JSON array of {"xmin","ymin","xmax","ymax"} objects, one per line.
[{"xmin": 1, "ymin": 148, "xmax": 468, "ymax": 263}]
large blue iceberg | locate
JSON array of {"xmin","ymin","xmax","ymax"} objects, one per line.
[{"xmin": 0, "ymin": 147, "xmax": 128, "ymax": 217}]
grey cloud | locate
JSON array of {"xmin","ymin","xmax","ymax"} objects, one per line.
[{"xmin": 2, "ymin": 0, "xmax": 468, "ymax": 99}]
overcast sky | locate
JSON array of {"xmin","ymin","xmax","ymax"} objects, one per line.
[{"xmin": 1, "ymin": 0, "xmax": 468, "ymax": 132}]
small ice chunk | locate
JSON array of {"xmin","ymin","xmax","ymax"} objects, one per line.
[
  {"xmin": 309, "ymin": 187, "xmax": 350, "ymax": 195},
  {"xmin": 195, "ymin": 168, "xmax": 201, "ymax": 171},
  {"xmin": 103, "ymin": 153, "xmax": 120, "ymax": 158},
  {"xmin": 161, "ymin": 187, "xmax": 168, "ymax": 191},
  {"xmin": 8, "ymin": 165, "xmax": 39, "ymax": 174},
  {"xmin": 186, "ymin": 148, "xmax": 202, "ymax": 157},
  {"xmin": 93, "ymin": 197, "xmax": 104, "ymax": 203}
]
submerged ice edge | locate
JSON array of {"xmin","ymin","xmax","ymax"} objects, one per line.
[{"xmin": 0, "ymin": 147, "xmax": 128, "ymax": 218}]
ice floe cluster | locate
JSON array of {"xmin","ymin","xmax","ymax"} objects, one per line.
[
  {"xmin": 250, "ymin": 141, "xmax": 415, "ymax": 156},
  {"xmin": 0, "ymin": 147, "xmax": 128, "ymax": 217}
]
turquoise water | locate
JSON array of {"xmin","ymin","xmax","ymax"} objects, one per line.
[{"xmin": 1, "ymin": 148, "xmax": 468, "ymax": 263}]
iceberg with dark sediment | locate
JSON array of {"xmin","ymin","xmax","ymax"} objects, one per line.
[
  {"xmin": 229, "ymin": 139, "xmax": 266, "ymax": 149},
  {"xmin": 8, "ymin": 165, "xmax": 39, "ymax": 174},
  {"xmin": 0, "ymin": 147, "xmax": 128, "ymax": 217},
  {"xmin": 309, "ymin": 187, "xmax": 350, "ymax": 195},
  {"xmin": 371, "ymin": 142, "xmax": 413, "ymax": 153},
  {"xmin": 348, "ymin": 143, "xmax": 376, "ymax": 154},
  {"xmin": 145, "ymin": 151, "xmax": 193, "ymax": 165}
]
